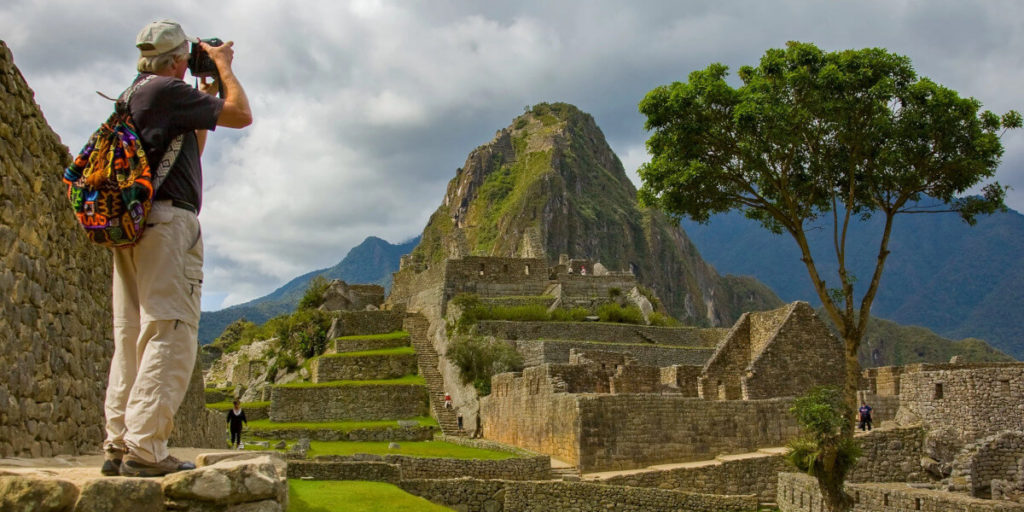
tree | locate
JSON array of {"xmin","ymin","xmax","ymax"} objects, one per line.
[{"xmin": 638, "ymin": 41, "xmax": 1019, "ymax": 510}]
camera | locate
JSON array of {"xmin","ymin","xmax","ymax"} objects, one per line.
[{"xmin": 188, "ymin": 38, "xmax": 225, "ymax": 96}]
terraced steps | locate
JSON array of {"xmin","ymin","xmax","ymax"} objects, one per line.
[
  {"xmin": 311, "ymin": 346, "xmax": 418, "ymax": 382},
  {"xmin": 270, "ymin": 377, "xmax": 429, "ymax": 422},
  {"xmin": 406, "ymin": 319, "xmax": 463, "ymax": 435},
  {"xmin": 518, "ymin": 339, "xmax": 713, "ymax": 367},
  {"xmin": 246, "ymin": 417, "xmax": 437, "ymax": 442},
  {"xmin": 331, "ymin": 331, "xmax": 412, "ymax": 354}
]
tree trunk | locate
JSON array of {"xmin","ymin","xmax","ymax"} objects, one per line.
[{"xmin": 843, "ymin": 334, "xmax": 861, "ymax": 417}]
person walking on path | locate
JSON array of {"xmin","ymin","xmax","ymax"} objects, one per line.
[
  {"xmin": 858, "ymin": 401, "xmax": 873, "ymax": 431},
  {"xmin": 227, "ymin": 400, "xmax": 248, "ymax": 449},
  {"xmin": 101, "ymin": 19, "xmax": 252, "ymax": 478}
]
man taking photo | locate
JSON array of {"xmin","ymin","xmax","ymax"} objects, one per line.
[{"xmin": 101, "ymin": 19, "xmax": 252, "ymax": 477}]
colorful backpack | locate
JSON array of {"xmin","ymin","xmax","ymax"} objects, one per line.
[{"xmin": 62, "ymin": 75, "xmax": 182, "ymax": 247}]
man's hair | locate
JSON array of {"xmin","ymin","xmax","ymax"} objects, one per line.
[{"xmin": 137, "ymin": 41, "xmax": 189, "ymax": 73}]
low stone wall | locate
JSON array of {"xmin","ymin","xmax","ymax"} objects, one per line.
[
  {"xmin": 311, "ymin": 352, "xmax": 417, "ymax": 382},
  {"xmin": 778, "ymin": 472, "xmax": 1024, "ymax": 512},
  {"xmin": 516, "ymin": 339, "xmax": 713, "ymax": 367},
  {"xmin": 476, "ymin": 320, "xmax": 725, "ymax": 347},
  {"xmin": 250, "ymin": 425, "xmax": 435, "ymax": 442},
  {"xmin": 661, "ymin": 364, "xmax": 702, "ymax": 396},
  {"xmin": 333, "ymin": 335, "xmax": 410, "ymax": 353},
  {"xmin": 331, "ymin": 311, "xmax": 407, "ymax": 337},
  {"xmin": 308, "ymin": 454, "xmax": 551, "ymax": 481},
  {"xmin": 287, "ymin": 460, "xmax": 400, "ymax": 483},
  {"xmin": 601, "ymin": 452, "xmax": 788, "ymax": 502},
  {"xmin": 0, "ymin": 453, "xmax": 288, "ymax": 512},
  {"xmin": 270, "ymin": 384, "xmax": 428, "ymax": 422},
  {"xmin": 952, "ymin": 431, "xmax": 1024, "ymax": 498},
  {"xmin": 849, "ymin": 426, "xmax": 927, "ymax": 483},
  {"xmin": 399, "ymin": 478, "xmax": 759, "ymax": 512}
]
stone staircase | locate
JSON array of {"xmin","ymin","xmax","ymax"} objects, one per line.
[
  {"xmin": 550, "ymin": 466, "xmax": 581, "ymax": 481},
  {"xmin": 405, "ymin": 316, "xmax": 464, "ymax": 436}
]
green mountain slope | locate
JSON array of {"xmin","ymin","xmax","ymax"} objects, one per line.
[
  {"xmin": 683, "ymin": 207, "xmax": 1024, "ymax": 359},
  {"xmin": 198, "ymin": 236, "xmax": 419, "ymax": 344},
  {"xmin": 400, "ymin": 103, "xmax": 782, "ymax": 325}
]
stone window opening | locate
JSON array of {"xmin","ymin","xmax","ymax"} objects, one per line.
[
  {"xmin": 524, "ymin": 264, "xmax": 530, "ymax": 275},
  {"xmin": 883, "ymin": 493, "xmax": 890, "ymax": 506},
  {"xmin": 934, "ymin": 383, "xmax": 944, "ymax": 399},
  {"xmin": 503, "ymin": 264, "xmax": 509, "ymax": 273},
  {"xmin": 479, "ymin": 264, "xmax": 485, "ymax": 276},
  {"xmin": 915, "ymin": 497, "xmax": 922, "ymax": 510},
  {"xmin": 1000, "ymin": 379, "xmax": 1010, "ymax": 395}
]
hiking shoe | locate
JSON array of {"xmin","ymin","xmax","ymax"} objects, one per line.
[
  {"xmin": 119, "ymin": 453, "xmax": 196, "ymax": 477},
  {"xmin": 101, "ymin": 445, "xmax": 125, "ymax": 476}
]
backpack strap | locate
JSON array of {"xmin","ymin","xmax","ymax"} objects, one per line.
[{"xmin": 118, "ymin": 74, "xmax": 184, "ymax": 192}]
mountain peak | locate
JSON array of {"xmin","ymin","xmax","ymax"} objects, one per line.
[{"xmin": 399, "ymin": 104, "xmax": 781, "ymax": 326}]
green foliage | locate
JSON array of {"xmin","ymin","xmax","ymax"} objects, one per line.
[
  {"xmin": 205, "ymin": 400, "xmax": 270, "ymax": 412},
  {"xmin": 276, "ymin": 308, "xmax": 334, "ymax": 358},
  {"xmin": 596, "ymin": 303, "xmax": 645, "ymax": 324},
  {"xmin": 608, "ymin": 287, "xmax": 622, "ymax": 298},
  {"xmin": 447, "ymin": 336, "xmax": 524, "ymax": 396},
  {"xmin": 549, "ymin": 307, "xmax": 590, "ymax": 322},
  {"xmin": 647, "ymin": 312, "xmax": 680, "ymax": 327},
  {"xmin": 336, "ymin": 331, "xmax": 409, "ymax": 341},
  {"xmin": 275, "ymin": 375, "xmax": 426, "ymax": 388},
  {"xmin": 247, "ymin": 416, "xmax": 437, "ymax": 433},
  {"xmin": 298, "ymin": 275, "xmax": 331, "ymax": 311},
  {"xmin": 304, "ymin": 440, "xmax": 517, "ymax": 460},
  {"xmin": 211, "ymin": 318, "xmax": 261, "ymax": 353},
  {"xmin": 785, "ymin": 386, "xmax": 861, "ymax": 511}
]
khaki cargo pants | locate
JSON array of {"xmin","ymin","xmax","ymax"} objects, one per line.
[{"xmin": 104, "ymin": 201, "xmax": 202, "ymax": 463}]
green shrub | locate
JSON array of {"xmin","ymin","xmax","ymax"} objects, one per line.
[
  {"xmin": 277, "ymin": 308, "xmax": 334, "ymax": 358},
  {"xmin": 784, "ymin": 386, "xmax": 861, "ymax": 510},
  {"xmin": 447, "ymin": 336, "xmax": 523, "ymax": 396},
  {"xmin": 648, "ymin": 312, "xmax": 680, "ymax": 327},
  {"xmin": 608, "ymin": 287, "xmax": 622, "ymax": 298},
  {"xmin": 298, "ymin": 275, "xmax": 331, "ymax": 311},
  {"xmin": 596, "ymin": 303, "xmax": 645, "ymax": 324},
  {"xmin": 549, "ymin": 307, "xmax": 589, "ymax": 322}
]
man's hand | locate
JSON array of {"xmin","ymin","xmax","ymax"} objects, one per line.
[
  {"xmin": 202, "ymin": 40, "xmax": 235, "ymax": 71},
  {"xmin": 199, "ymin": 77, "xmax": 220, "ymax": 97}
]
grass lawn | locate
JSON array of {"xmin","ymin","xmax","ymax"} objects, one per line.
[
  {"xmin": 247, "ymin": 416, "xmax": 437, "ymax": 432},
  {"xmin": 336, "ymin": 331, "xmax": 409, "ymax": 340},
  {"xmin": 319, "ymin": 346, "xmax": 416, "ymax": 358},
  {"xmin": 288, "ymin": 480, "xmax": 452, "ymax": 512},
  {"xmin": 274, "ymin": 375, "xmax": 426, "ymax": 388},
  {"xmin": 206, "ymin": 400, "xmax": 270, "ymax": 412}
]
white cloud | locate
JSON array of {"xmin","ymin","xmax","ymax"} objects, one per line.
[{"xmin": 3, "ymin": 0, "xmax": 1022, "ymax": 311}]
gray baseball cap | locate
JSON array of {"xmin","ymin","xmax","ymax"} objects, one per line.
[{"xmin": 136, "ymin": 19, "xmax": 198, "ymax": 57}]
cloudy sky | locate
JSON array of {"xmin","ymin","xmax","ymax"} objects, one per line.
[{"xmin": 3, "ymin": 1, "xmax": 1022, "ymax": 311}]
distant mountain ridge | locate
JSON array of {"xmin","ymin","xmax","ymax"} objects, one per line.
[
  {"xmin": 682, "ymin": 206, "xmax": 1024, "ymax": 359},
  {"xmin": 197, "ymin": 235, "xmax": 420, "ymax": 344}
]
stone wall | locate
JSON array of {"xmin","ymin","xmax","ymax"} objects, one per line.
[
  {"xmin": 893, "ymin": 363, "xmax": 1024, "ymax": 441},
  {"xmin": 333, "ymin": 333, "xmax": 410, "ymax": 353},
  {"xmin": 952, "ymin": 431, "xmax": 1024, "ymax": 499},
  {"xmin": 483, "ymin": 365, "xmax": 800, "ymax": 471},
  {"xmin": 287, "ymin": 460, "xmax": 401, "ymax": 483},
  {"xmin": 0, "ymin": 41, "xmax": 112, "ymax": 457},
  {"xmin": 168, "ymin": 354, "xmax": 227, "ymax": 449},
  {"xmin": 269, "ymin": 384, "xmax": 428, "ymax": 422},
  {"xmin": 330, "ymin": 310, "xmax": 407, "ymax": 337},
  {"xmin": 608, "ymin": 365, "xmax": 662, "ymax": 394},
  {"xmin": 743, "ymin": 302, "xmax": 844, "ymax": 400},
  {"xmin": 476, "ymin": 320, "xmax": 725, "ymax": 346},
  {"xmin": 482, "ymin": 369, "xmax": 582, "ymax": 465},
  {"xmin": 778, "ymin": 472, "xmax": 1024, "ymax": 512},
  {"xmin": 848, "ymin": 426, "xmax": 927, "ymax": 483},
  {"xmin": 311, "ymin": 352, "xmax": 417, "ymax": 382},
  {"xmin": 575, "ymin": 395, "xmax": 799, "ymax": 471},
  {"xmin": 399, "ymin": 478, "xmax": 759, "ymax": 512},
  {"xmin": 660, "ymin": 364, "xmax": 702, "ymax": 396},
  {"xmin": 700, "ymin": 314, "xmax": 751, "ymax": 400},
  {"xmin": 602, "ymin": 452, "xmax": 787, "ymax": 502},
  {"xmin": 515, "ymin": 339, "xmax": 713, "ymax": 368},
  {"xmin": 443, "ymin": 256, "xmax": 549, "ymax": 301},
  {"xmin": 250, "ymin": 425, "xmax": 435, "ymax": 442},
  {"xmin": 295, "ymin": 454, "xmax": 550, "ymax": 481}
]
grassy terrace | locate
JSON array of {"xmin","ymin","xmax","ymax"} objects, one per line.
[
  {"xmin": 274, "ymin": 375, "xmax": 426, "ymax": 388},
  {"xmin": 206, "ymin": 400, "xmax": 270, "ymax": 411},
  {"xmin": 336, "ymin": 331, "xmax": 409, "ymax": 341},
  {"xmin": 249, "ymin": 440, "xmax": 517, "ymax": 460},
  {"xmin": 534, "ymin": 339, "xmax": 712, "ymax": 350},
  {"xmin": 247, "ymin": 416, "xmax": 437, "ymax": 432},
  {"xmin": 317, "ymin": 346, "xmax": 416, "ymax": 359},
  {"xmin": 288, "ymin": 480, "xmax": 452, "ymax": 512}
]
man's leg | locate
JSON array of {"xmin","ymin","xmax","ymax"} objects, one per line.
[
  {"xmin": 120, "ymin": 204, "xmax": 203, "ymax": 470},
  {"xmin": 102, "ymin": 246, "xmax": 141, "ymax": 475}
]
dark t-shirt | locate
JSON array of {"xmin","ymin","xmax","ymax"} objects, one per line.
[{"xmin": 128, "ymin": 73, "xmax": 224, "ymax": 213}]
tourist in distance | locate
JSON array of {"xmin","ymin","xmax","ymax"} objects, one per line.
[
  {"xmin": 227, "ymin": 400, "xmax": 248, "ymax": 450},
  {"xmin": 101, "ymin": 19, "xmax": 252, "ymax": 478},
  {"xmin": 858, "ymin": 401, "xmax": 873, "ymax": 431},
  {"xmin": 444, "ymin": 393, "xmax": 453, "ymax": 409}
]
